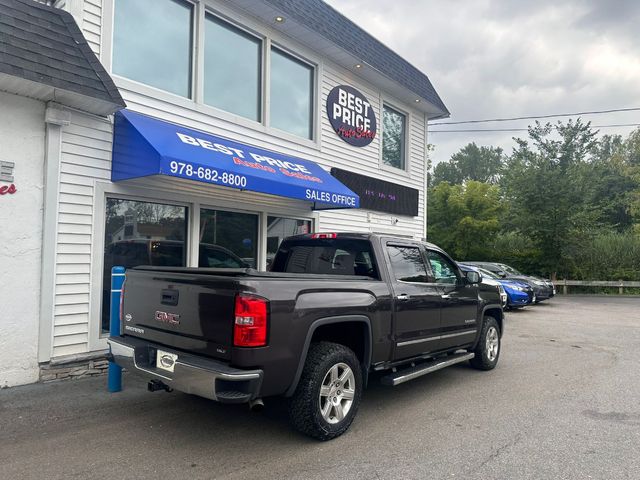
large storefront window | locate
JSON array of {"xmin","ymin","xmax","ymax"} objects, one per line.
[
  {"xmin": 199, "ymin": 209, "xmax": 258, "ymax": 268},
  {"xmin": 112, "ymin": 0, "xmax": 193, "ymax": 97},
  {"xmin": 204, "ymin": 14, "xmax": 262, "ymax": 121},
  {"xmin": 101, "ymin": 199, "xmax": 188, "ymax": 333},
  {"xmin": 266, "ymin": 216, "xmax": 311, "ymax": 268},
  {"xmin": 382, "ymin": 104, "xmax": 406, "ymax": 170},
  {"xmin": 270, "ymin": 47, "xmax": 314, "ymax": 139}
]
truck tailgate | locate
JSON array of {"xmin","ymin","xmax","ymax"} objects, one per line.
[{"xmin": 121, "ymin": 269, "xmax": 238, "ymax": 361}]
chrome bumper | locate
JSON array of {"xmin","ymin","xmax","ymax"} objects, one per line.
[{"xmin": 108, "ymin": 336, "xmax": 263, "ymax": 403}]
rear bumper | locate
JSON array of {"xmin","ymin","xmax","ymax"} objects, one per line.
[
  {"xmin": 532, "ymin": 285, "xmax": 553, "ymax": 301},
  {"xmin": 108, "ymin": 336, "xmax": 263, "ymax": 403}
]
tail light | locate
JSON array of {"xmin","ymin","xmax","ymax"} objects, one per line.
[
  {"xmin": 234, "ymin": 294, "xmax": 268, "ymax": 347},
  {"xmin": 311, "ymin": 232, "xmax": 337, "ymax": 239}
]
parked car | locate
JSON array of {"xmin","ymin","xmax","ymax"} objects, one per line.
[
  {"xmin": 108, "ymin": 233, "xmax": 504, "ymax": 440},
  {"xmin": 465, "ymin": 261, "xmax": 555, "ymax": 302},
  {"xmin": 459, "ymin": 263, "xmax": 533, "ymax": 309},
  {"xmin": 457, "ymin": 263, "xmax": 507, "ymax": 307}
]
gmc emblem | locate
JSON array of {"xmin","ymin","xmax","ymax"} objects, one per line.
[{"xmin": 155, "ymin": 310, "xmax": 181, "ymax": 325}]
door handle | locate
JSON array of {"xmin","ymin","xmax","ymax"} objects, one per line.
[
  {"xmin": 396, "ymin": 294, "xmax": 410, "ymax": 301},
  {"xmin": 441, "ymin": 293, "xmax": 451, "ymax": 299}
]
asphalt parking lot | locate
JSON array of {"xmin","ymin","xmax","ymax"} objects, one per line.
[{"xmin": 1, "ymin": 295, "xmax": 638, "ymax": 480}]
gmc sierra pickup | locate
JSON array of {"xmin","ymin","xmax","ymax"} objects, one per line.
[{"xmin": 108, "ymin": 233, "xmax": 504, "ymax": 440}]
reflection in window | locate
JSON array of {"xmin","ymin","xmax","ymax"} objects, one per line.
[
  {"xmin": 271, "ymin": 239, "xmax": 378, "ymax": 278},
  {"xmin": 204, "ymin": 15, "xmax": 261, "ymax": 121},
  {"xmin": 387, "ymin": 245, "xmax": 428, "ymax": 282},
  {"xmin": 382, "ymin": 105, "xmax": 406, "ymax": 169},
  {"xmin": 199, "ymin": 209, "xmax": 257, "ymax": 268},
  {"xmin": 266, "ymin": 216, "xmax": 311, "ymax": 268},
  {"xmin": 427, "ymin": 250, "xmax": 459, "ymax": 284},
  {"xmin": 113, "ymin": 0, "xmax": 193, "ymax": 97},
  {"xmin": 102, "ymin": 199, "xmax": 187, "ymax": 333},
  {"xmin": 270, "ymin": 47, "xmax": 314, "ymax": 139}
]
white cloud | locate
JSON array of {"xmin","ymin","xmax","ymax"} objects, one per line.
[{"xmin": 324, "ymin": 0, "xmax": 640, "ymax": 164}]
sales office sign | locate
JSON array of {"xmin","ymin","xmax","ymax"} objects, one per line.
[{"xmin": 326, "ymin": 85, "xmax": 377, "ymax": 147}]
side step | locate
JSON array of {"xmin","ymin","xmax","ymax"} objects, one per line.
[{"xmin": 380, "ymin": 352, "xmax": 474, "ymax": 386}]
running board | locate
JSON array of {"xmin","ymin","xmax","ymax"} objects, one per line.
[{"xmin": 380, "ymin": 352, "xmax": 475, "ymax": 386}]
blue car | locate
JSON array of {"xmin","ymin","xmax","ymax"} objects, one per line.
[{"xmin": 459, "ymin": 263, "xmax": 533, "ymax": 309}]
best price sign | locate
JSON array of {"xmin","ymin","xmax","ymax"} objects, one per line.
[{"xmin": 326, "ymin": 85, "xmax": 377, "ymax": 147}]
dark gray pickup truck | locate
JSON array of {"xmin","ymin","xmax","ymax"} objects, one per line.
[{"xmin": 108, "ymin": 233, "xmax": 503, "ymax": 440}]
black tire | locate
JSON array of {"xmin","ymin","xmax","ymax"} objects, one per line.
[
  {"xmin": 469, "ymin": 316, "xmax": 501, "ymax": 371},
  {"xmin": 289, "ymin": 341, "xmax": 363, "ymax": 441}
]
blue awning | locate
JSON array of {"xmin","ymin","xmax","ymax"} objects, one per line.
[{"xmin": 112, "ymin": 110, "xmax": 359, "ymax": 209}]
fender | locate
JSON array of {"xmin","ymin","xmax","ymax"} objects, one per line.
[
  {"xmin": 472, "ymin": 304, "xmax": 504, "ymax": 349},
  {"xmin": 284, "ymin": 315, "xmax": 372, "ymax": 397}
]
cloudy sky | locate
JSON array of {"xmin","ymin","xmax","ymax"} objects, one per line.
[{"xmin": 325, "ymin": 0, "xmax": 640, "ymax": 164}]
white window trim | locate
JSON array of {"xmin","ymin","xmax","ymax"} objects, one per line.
[
  {"xmin": 102, "ymin": 0, "xmax": 322, "ymax": 150},
  {"xmin": 268, "ymin": 41, "xmax": 318, "ymax": 142},
  {"xmin": 201, "ymin": 9, "xmax": 265, "ymax": 123},
  {"xmin": 90, "ymin": 183, "xmax": 194, "ymax": 346},
  {"xmin": 379, "ymin": 96, "xmax": 412, "ymax": 178}
]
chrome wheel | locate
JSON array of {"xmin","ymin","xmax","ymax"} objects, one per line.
[
  {"xmin": 319, "ymin": 362, "xmax": 355, "ymax": 424},
  {"xmin": 486, "ymin": 326, "xmax": 499, "ymax": 361}
]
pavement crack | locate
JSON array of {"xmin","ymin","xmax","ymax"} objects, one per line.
[{"xmin": 477, "ymin": 432, "xmax": 524, "ymax": 469}]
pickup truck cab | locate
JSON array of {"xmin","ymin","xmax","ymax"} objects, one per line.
[{"xmin": 108, "ymin": 233, "xmax": 503, "ymax": 440}]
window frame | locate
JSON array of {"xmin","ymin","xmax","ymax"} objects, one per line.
[
  {"xmin": 379, "ymin": 98, "xmax": 411, "ymax": 176},
  {"xmin": 198, "ymin": 205, "xmax": 261, "ymax": 269},
  {"xmin": 109, "ymin": 0, "xmax": 197, "ymax": 100},
  {"xmin": 386, "ymin": 243, "xmax": 430, "ymax": 284},
  {"xmin": 201, "ymin": 11, "xmax": 264, "ymax": 122},
  {"xmin": 97, "ymin": 194, "xmax": 191, "ymax": 336},
  {"xmin": 268, "ymin": 43, "xmax": 317, "ymax": 140},
  {"xmin": 103, "ymin": 0, "xmax": 320, "ymax": 147},
  {"xmin": 90, "ymin": 181, "xmax": 317, "ymax": 350},
  {"xmin": 424, "ymin": 248, "xmax": 463, "ymax": 286}
]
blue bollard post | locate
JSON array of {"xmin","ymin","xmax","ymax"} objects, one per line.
[{"xmin": 108, "ymin": 266, "xmax": 126, "ymax": 392}]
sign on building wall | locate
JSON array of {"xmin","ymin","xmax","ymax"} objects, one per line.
[
  {"xmin": 326, "ymin": 85, "xmax": 377, "ymax": 147},
  {"xmin": 0, "ymin": 161, "xmax": 17, "ymax": 195},
  {"xmin": 331, "ymin": 168, "xmax": 419, "ymax": 217}
]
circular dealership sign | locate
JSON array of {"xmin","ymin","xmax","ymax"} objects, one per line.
[{"xmin": 326, "ymin": 85, "xmax": 377, "ymax": 147}]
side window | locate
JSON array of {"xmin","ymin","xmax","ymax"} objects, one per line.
[
  {"xmin": 387, "ymin": 245, "xmax": 429, "ymax": 283},
  {"xmin": 427, "ymin": 250, "xmax": 459, "ymax": 285}
]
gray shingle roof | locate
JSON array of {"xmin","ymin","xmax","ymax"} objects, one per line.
[
  {"xmin": 262, "ymin": 0, "xmax": 449, "ymax": 115},
  {"xmin": 0, "ymin": 0, "xmax": 125, "ymax": 110}
]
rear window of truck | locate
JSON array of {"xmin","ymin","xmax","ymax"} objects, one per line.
[{"xmin": 270, "ymin": 239, "xmax": 379, "ymax": 278}]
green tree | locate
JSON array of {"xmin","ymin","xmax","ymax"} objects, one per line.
[
  {"xmin": 431, "ymin": 142, "xmax": 504, "ymax": 186},
  {"xmin": 427, "ymin": 181, "xmax": 502, "ymax": 259},
  {"xmin": 501, "ymin": 119, "xmax": 602, "ymax": 276}
]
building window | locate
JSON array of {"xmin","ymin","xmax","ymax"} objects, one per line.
[
  {"xmin": 102, "ymin": 199, "xmax": 188, "ymax": 333},
  {"xmin": 204, "ymin": 14, "xmax": 262, "ymax": 121},
  {"xmin": 382, "ymin": 104, "xmax": 406, "ymax": 170},
  {"xmin": 199, "ymin": 209, "xmax": 258, "ymax": 268},
  {"xmin": 112, "ymin": 0, "xmax": 193, "ymax": 98},
  {"xmin": 270, "ymin": 47, "xmax": 314, "ymax": 139},
  {"xmin": 266, "ymin": 216, "xmax": 311, "ymax": 268}
]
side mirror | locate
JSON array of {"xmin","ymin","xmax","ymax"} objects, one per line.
[{"xmin": 465, "ymin": 271, "xmax": 481, "ymax": 284}]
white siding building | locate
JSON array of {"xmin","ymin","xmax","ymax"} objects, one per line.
[{"xmin": 0, "ymin": 0, "xmax": 448, "ymax": 386}]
